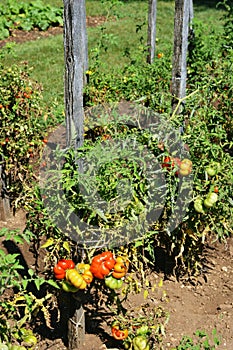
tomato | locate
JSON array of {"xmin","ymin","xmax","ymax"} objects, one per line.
[
  {"xmin": 112, "ymin": 271, "xmax": 126, "ymax": 279},
  {"xmin": 54, "ymin": 259, "xmax": 75, "ymax": 279},
  {"xmin": 136, "ymin": 325, "xmax": 150, "ymax": 336},
  {"xmin": 0, "ymin": 343, "xmax": 9, "ymax": 350},
  {"xmin": 113, "ymin": 262, "xmax": 127, "ymax": 273},
  {"xmin": 203, "ymin": 192, "xmax": 218, "ymax": 208},
  {"xmin": 53, "ymin": 265, "xmax": 66, "ymax": 280},
  {"xmin": 111, "ymin": 255, "xmax": 129, "ymax": 279},
  {"xmin": 194, "ymin": 197, "xmax": 204, "ymax": 214},
  {"xmin": 111, "ymin": 325, "xmax": 129, "ymax": 340},
  {"xmin": 76, "ymin": 263, "xmax": 93, "ymax": 284},
  {"xmin": 162, "ymin": 156, "xmax": 174, "ymax": 170},
  {"xmin": 58, "ymin": 259, "xmax": 75, "ymax": 270},
  {"xmin": 179, "ymin": 159, "xmax": 192, "ymax": 176},
  {"xmin": 62, "ymin": 280, "xmax": 79, "ymax": 293},
  {"xmin": 132, "ymin": 335, "xmax": 150, "ymax": 350},
  {"xmin": 66, "ymin": 269, "xmax": 86, "ymax": 289},
  {"xmin": 214, "ymin": 186, "xmax": 219, "ymax": 193},
  {"xmin": 205, "ymin": 162, "xmax": 221, "ymax": 177},
  {"xmin": 115, "ymin": 256, "xmax": 130, "ymax": 268},
  {"xmin": 105, "ymin": 275, "xmax": 123, "ymax": 290},
  {"xmin": 90, "ymin": 251, "xmax": 116, "ymax": 279}
]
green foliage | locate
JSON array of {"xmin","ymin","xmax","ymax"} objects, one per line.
[
  {"xmin": 174, "ymin": 329, "xmax": 220, "ymax": 349},
  {"xmin": 217, "ymin": 0, "xmax": 233, "ymax": 54},
  {"xmin": 0, "ymin": 0, "xmax": 63, "ymax": 40},
  {"xmin": 82, "ymin": 4, "xmax": 233, "ymax": 277},
  {"xmin": 0, "ymin": 54, "xmax": 52, "ymax": 208},
  {"xmin": 85, "ymin": 46, "xmax": 172, "ymax": 113},
  {"xmin": 0, "ymin": 227, "xmax": 58, "ymax": 345}
]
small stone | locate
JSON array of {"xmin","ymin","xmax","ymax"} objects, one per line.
[{"xmin": 221, "ymin": 266, "xmax": 228, "ymax": 272}]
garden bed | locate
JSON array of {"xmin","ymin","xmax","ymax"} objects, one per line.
[{"xmin": 1, "ymin": 211, "xmax": 233, "ymax": 349}]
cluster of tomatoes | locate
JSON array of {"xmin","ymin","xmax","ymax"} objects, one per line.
[
  {"xmin": 162, "ymin": 156, "xmax": 192, "ymax": 176},
  {"xmin": 194, "ymin": 161, "xmax": 221, "ymax": 213},
  {"xmin": 111, "ymin": 322, "xmax": 151, "ymax": 349},
  {"xmin": 53, "ymin": 251, "xmax": 129, "ymax": 293}
]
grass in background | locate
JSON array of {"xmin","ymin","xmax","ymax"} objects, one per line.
[{"xmin": 0, "ymin": 0, "xmax": 225, "ymax": 107}]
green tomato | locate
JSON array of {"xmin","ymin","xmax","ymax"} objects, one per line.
[
  {"xmin": 0, "ymin": 343, "xmax": 9, "ymax": 350},
  {"xmin": 204, "ymin": 192, "xmax": 218, "ymax": 208},
  {"xmin": 205, "ymin": 162, "xmax": 221, "ymax": 177},
  {"xmin": 194, "ymin": 197, "xmax": 204, "ymax": 213},
  {"xmin": 61, "ymin": 280, "xmax": 79, "ymax": 293},
  {"xmin": 132, "ymin": 335, "xmax": 150, "ymax": 350},
  {"xmin": 136, "ymin": 325, "xmax": 150, "ymax": 336},
  {"xmin": 105, "ymin": 275, "xmax": 123, "ymax": 290}
]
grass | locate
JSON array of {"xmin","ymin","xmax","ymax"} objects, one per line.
[{"xmin": 0, "ymin": 0, "xmax": 226, "ymax": 107}]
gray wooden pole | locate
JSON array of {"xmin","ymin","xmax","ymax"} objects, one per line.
[
  {"xmin": 171, "ymin": 0, "xmax": 190, "ymax": 113},
  {"xmin": 63, "ymin": 0, "xmax": 88, "ymax": 149},
  {"xmin": 63, "ymin": 0, "xmax": 88, "ymax": 348},
  {"xmin": 147, "ymin": 0, "xmax": 157, "ymax": 64},
  {"xmin": 189, "ymin": 0, "xmax": 194, "ymax": 24}
]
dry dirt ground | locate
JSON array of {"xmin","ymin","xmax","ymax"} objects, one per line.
[
  {"xmin": 0, "ymin": 16, "xmax": 106, "ymax": 48},
  {"xmin": 1, "ymin": 210, "xmax": 233, "ymax": 350},
  {"xmin": 1, "ymin": 19, "xmax": 233, "ymax": 350}
]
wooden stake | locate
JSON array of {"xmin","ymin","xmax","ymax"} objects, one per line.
[
  {"xmin": 147, "ymin": 0, "xmax": 157, "ymax": 64},
  {"xmin": 63, "ymin": 0, "xmax": 88, "ymax": 348},
  {"xmin": 171, "ymin": 0, "xmax": 190, "ymax": 113}
]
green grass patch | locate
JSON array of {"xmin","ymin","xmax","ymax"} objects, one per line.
[{"xmin": 0, "ymin": 0, "xmax": 226, "ymax": 107}]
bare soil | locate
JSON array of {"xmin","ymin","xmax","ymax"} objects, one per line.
[{"xmin": 0, "ymin": 16, "xmax": 107, "ymax": 48}]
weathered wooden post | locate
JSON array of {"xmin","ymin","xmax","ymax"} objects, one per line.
[
  {"xmin": 0, "ymin": 155, "xmax": 11, "ymax": 222},
  {"xmin": 189, "ymin": 0, "xmax": 194, "ymax": 24},
  {"xmin": 63, "ymin": 0, "xmax": 88, "ymax": 348},
  {"xmin": 64, "ymin": 0, "xmax": 88, "ymax": 149},
  {"xmin": 147, "ymin": 0, "xmax": 157, "ymax": 64},
  {"xmin": 171, "ymin": 0, "xmax": 191, "ymax": 113}
]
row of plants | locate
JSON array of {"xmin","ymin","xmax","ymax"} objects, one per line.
[{"xmin": 0, "ymin": 0, "xmax": 63, "ymax": 40}]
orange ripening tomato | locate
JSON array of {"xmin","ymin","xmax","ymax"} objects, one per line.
[
  {"xmin": 112, "ymin": 256, "xmax": 129, "ymax": 279},
  {"xmin": 111, "ymin": 325, "xmax": 129, "ymax": 340},
  {"xmin": 157, "ymin": 53, "xmax": 164, "ymax": 59}
]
